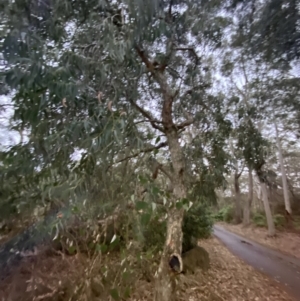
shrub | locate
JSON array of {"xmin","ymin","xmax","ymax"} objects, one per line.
[
  {"xmin": 182, "ymin": 203, "xmax": 213, "ymax": 253},
  {"xmin": 141, "ymin": 203, "xmax": 213, "ymax": 254},
  {"xmin": 142, "ymin": 214, "xmax": 166, "ymax": 253},
  {"xmin": 252, "ymin": 212, "xmax": 267, "ymax": 227},
  {"xmin": 214, "ymin": 205, "xmax": 234, "ymax": 223},
  {"xmin": 273, "ymin": 214, "xmax": 285, "ymax": 228}
]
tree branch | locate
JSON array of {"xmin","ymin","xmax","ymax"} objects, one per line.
[
  {"xmin": 168, "ymin": 0, "xmax": 173, "ymax": 17},
  {"xmin": 128, "ymin": 98, "xmax": 165, "ymax": 132},
  {"xmin": 135, "ymin": 45, "xmax": 154, "ymax": 72},
  {"xmin": 236, "ymin": 163, "xmax": 245, "ymax": 179},
  {"xmin": 175, "ymin": 47, "xmax": 200, "ymax": 66},
  {"xmin": 175, "ymin": 118, "xmax": 194, "ymax": 130},
  {"xmin": 110, "ymin": 142, "xmax": 168, "ymax": 167}
]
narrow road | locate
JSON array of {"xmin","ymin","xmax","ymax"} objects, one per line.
[{"xmin": 213, "ymin": 225, "xmax": 300, "ymax": 300}]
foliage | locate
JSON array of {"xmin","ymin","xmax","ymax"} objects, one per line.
[
  {"xmin": 142, "ymin": 214, "xmax": 167, "ymax": 253},
  {"xmin": 0, "ymin": 0, "xmax": 233, "ymax": 224},
  {"xmin": 214, "ymin": 205, "xmax": 234, "ymax": 223},
  {"xmin": 231, "ymin": 0, "xmax": 300, "ymax": 68},
  {"xmin": 0, "ymin": 0, "xmax": 299, "ymax": 298},
  {"xmin": 252, "ymin": 212, "xmax": 267, "ymax": 228},
  {"xmin": 250, "ymin": 212, "xmax": 291, "ymax": 230},
  {"xmin": 141, "ymin": 203, "xmax": 213, "ymax": 254},
  {"xmin": 182, "ymin": 203, "xmax": 213, "ymax": 253},
  {"xmin": 273, "ymin": 214, "xmax": 286, "ymax": 229}
]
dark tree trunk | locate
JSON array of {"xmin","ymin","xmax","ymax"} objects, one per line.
[{"xmin": 234, "ymin": 171, "xmax": 242, "ymax": 224}]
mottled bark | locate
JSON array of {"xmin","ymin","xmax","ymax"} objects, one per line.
[
  {"xmin": 154, "ymin": 207, "xmax": 184, "ymax": 301},
  {"xmin": 243, "ymin": 167, "xmax": 253, "ymax": 226},
  {"xmin": 154, "ymin": 129, "xmax": 186, "ymax": 301},
  {"xmin": 135, "ymin": 45, "xmax": 189, "ymax": 301}
]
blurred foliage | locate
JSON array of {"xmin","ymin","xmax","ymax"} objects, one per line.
[
  {"xmin": 137, "ymin": 203, "xmax": 213, "ymax": 254},
  {"xmin": 273, "ymin": 214, "xmax": 286, "ymax": 229},
  {"xmin": 0, "ymin": 0, "xmax": 233, "ymax": 224},
  {"xmin": 252, "ymin": 212, "xmax": 267, "ymax": 228},
  {"xmin": 214, "ymin": 205, "xmax": 234, "ymax": 223},
  {"xmin": 231, "ymin": 0, "xmax": 300, "ymax": 69},
  {"xmin": 182, "ymin": 203, "xmax": 213, "ymax": 253}
]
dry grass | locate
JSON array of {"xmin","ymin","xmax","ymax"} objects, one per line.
[
  {"xmin": 218, "ymin": 222, "xmax": 300, "ymax": 259},
  {"xmin": 0, "ymin": 238, "xmax": 294, "ymax": 301}
]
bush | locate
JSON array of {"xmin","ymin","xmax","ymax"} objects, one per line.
[
  {"xmin": 214, "ymin": 205, "xmax": 234, "ymax": 223},
  {"xmin": 273, "ymin": 214, "xmax": 286, "ymax": 228},
  {"xmin": 141, "ymin": 203, "xmax": 213, "ymax": 254},
  {"xmin": 182, "ymin": 203, "xmax": 213, "ymax": 253},
  {"xmin": 142, "ymin": 214, "xmax": 166, "ymax": 253},
  {"xmin": 252, "ymin": 212, "xmax": 267, "ymax": 227}
]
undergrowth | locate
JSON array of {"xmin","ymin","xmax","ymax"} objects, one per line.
[{"xmin": 0, "ymin": 201, "xmax": 212, "ymax": 301}]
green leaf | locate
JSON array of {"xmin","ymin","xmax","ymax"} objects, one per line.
[
  {"xmin": 96, "ymin": 244, "xmax": 108, "ymax": 253},
  {"xmin": 68, "ymin": 245, "xmax": 76, "ymax": 255},
  {"xmin": 151, "ymin": 186, "xmax": 160, "ymax": 195},
  {"xmin": 135, "ymin": 201, "xmax": 148, "ymax": 211},
  {"xmin": 141, "ymin": 212, "xmax": 151, "ymax": 225},
  {"xmin": 123, "ymin": 287, "xmax": 131, "ymax": 298},
  {"xmin": 138, "ymin": 175, "xmax": 148, "ymax": 185},
  {"xmin": 110, "ymin": 288, "xmax": 120, "ymax": 301}
]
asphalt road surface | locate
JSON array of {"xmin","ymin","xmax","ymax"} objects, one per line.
[{"xmin": 213, "ymin": 225, "xmax": 300, "ymax": 300}]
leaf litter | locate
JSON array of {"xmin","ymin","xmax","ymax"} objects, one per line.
[{"xmin": 0, "ymin": 237, "xmax": 295, "ymax": 301}]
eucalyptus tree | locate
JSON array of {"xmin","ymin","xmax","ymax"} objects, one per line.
[
  {"xmin": 220, "ymin": 0, "xmax": 300, "ymax": 226},
  {"xmin": 218, "ymin": 49, "xmax": 278, "ymax": 233},
  {"xmin": 1, "ymin": 0, "xmax": 234, "ymax": 299}
]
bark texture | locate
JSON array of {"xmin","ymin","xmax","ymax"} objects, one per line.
[
  {"xmin": 243, "ymin": 167, "xmax": 253, "ymax": 226},
  {"xmin": 275, "ymin": 122, "xmax": 292, "ymax": 215},
  {"xmin": 154, "ymin": 130, "xmax": 186, "ymax": 301},
  {"xmin": 260, "ymin": 181, "xmax": 275, "ymax": 236},
  {"xmin": 135, "ymin": 45, "xmax": 190, "ymax": 301}
]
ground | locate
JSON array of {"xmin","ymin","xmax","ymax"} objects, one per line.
[
  {"xmin": 0, "ymin": 237, "xmax": 294, "ymax": 301},
  {"xmin": 177, "ymin": 238, "xmax": 294, "ymax": 301},
  {"xmin": 217, "ymin": 222, "xmax": 300, "ymax": 259}
]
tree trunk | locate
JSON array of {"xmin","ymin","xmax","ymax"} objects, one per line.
[
  {"xmin": 274, "ymin": 121, "xmax": 292, "ymax": 215},
  {"xmin": 255, "ymin": 185, "xmax": 264, "ymax": 212},
  {"xmin": 229, "ymin": 140, "xmax": 242, "ymax": 224},
  {"xmin": 234, "ymin": 171, "xmax": 242, "ymax": 224},
  {"xmin": 260, "ymin": 181, "xmax": 276, "ymax": 236},
  {"xmin": 135, "ymin": 51, "xmax": 189, "ymax": 301},
  {"xmin": 154, "ymin": 130, "xmax": 186, "ymax": 301},
  {"xmin": 243, "ymin": 167, "xmax": 253, "ymax": 226}
]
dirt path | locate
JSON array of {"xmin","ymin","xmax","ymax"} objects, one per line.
[{"xmin": 214, "ymin": 225, "xmax": 300, "ymax": 300}]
